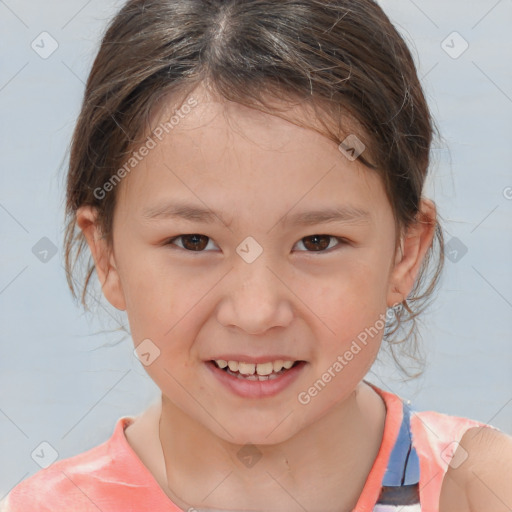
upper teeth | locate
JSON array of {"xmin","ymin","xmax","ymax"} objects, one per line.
[{"xmin": 215, "ymin": 360, "xmax": 295, "ymax": 375}]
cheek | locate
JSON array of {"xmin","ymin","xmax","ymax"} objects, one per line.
[
  {"xmin": 120, "ymin": 254, "xmax": 215, "ymax": 354},
  {"xmin": 117, "ymin": 252, "xmax": 178, "ymax": 340},
  {"xmin": 306, "ymin": 266, "xmax": 387, "ymax": 379},
  {"xmin": 312, "ymin": 262, "xmax": 387, "ymax": 328}
]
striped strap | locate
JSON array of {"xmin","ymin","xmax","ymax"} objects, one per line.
[{"xmin": 373, "ymin": 402, "xmax": 421, "ymax": 510}]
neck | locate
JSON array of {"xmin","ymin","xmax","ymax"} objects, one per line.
[{"xmin": 157, "ymin": 381, "xmax": 387, "ymax": 512}]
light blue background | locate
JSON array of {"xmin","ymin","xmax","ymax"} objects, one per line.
[{"xmin": 1, "ymin": 0, "xmax": 511, "ymax": 499}]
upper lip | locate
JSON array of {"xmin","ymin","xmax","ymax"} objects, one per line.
[{"xmin": 208, "ymin": 355, "xmax": 303, "ymax": 364}]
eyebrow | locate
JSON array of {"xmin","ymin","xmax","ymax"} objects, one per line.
[{"xmin": 142, "ymin": 201, "xmax": 371, "ymax": 227}]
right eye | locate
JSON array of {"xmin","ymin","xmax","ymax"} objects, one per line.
[{"xmin": 164, "ymin": 234, "xmax": 217, "ymax": 252}]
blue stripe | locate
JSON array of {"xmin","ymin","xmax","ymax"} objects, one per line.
[{"xmin": 381, "ymin": 403, "xmax": 420, "ymax": 487}]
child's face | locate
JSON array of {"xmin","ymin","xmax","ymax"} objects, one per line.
[{"xmin": 84, "ymin": 85, "xmax": 418, "ymax": 444}]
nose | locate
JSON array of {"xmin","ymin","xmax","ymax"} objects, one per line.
[{"xmin": 216, "ymin": 258, "xmax": 294, "ymax": 335}]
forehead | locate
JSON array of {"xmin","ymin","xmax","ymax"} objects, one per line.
[{"xmin": 114, "ymin": 85, "xmax": 391, "ymax": 228}]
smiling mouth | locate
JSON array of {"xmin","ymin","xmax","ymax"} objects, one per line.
[
  {"xmin": 210, "ymin": 361, "xmax": 303, "ymax": 382},
  {"xmin": 210, "ymin": 359, "xmax": 303, "ymax": 381},
  {"xmin": 207, "ymin": 359, "xmax": 308, "ymax": 398}
]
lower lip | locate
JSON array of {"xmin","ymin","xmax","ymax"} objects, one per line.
[{"xmin": 206, "ymin": 360, "xmax": 307, "ymax": 399}]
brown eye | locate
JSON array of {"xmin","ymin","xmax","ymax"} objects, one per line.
[
  {"xmin": 166, "ymin": 234, "xmax": 213, "ymax": 251},
  {"xmin": 296, "ymin": 235, "xmax": 345, "ymax": 252}
]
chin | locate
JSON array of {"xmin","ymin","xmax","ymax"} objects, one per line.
[{"xmin": 209, "ymin": 413, "xmax": 306, "ymax": 447}]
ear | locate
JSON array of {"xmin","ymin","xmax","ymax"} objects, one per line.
[
  {"xmin": 387, "ymin": 198, "xmax": 437, "ymax": 307},
  {"xmin": 76, "ymin": 206, "xmax": 126, "ymax": 311}
]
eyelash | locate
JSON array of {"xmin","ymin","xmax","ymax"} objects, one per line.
[{"xmin": 163, "ymin": 234, "xmax": 349, "ymax": 254}]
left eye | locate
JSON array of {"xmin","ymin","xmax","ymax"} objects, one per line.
[
  {"xmin": 293, "ymin": 235, "xmax": 347, "ymax": 253},
  {"xmin": 164, "ymin": 234, "xmax": 347, "ymax": 253}
]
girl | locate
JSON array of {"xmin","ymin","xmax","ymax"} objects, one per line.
[{"xmin": 2, "ymin": 0, "xmax": 511, "ymax": 510}]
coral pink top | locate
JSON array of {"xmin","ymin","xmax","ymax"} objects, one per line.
[{"xmin": 1, "ymin": 383, "xmax": 492, "ymax": 511}]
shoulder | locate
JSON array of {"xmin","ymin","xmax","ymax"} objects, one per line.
[
  {"xmin": 1, "ymin": 454, "xmax": 101, "ymax": 512},
  {"xmin": 409, "ymin": 408, "xmax": 488, "ymax": 463},
  {"xmin": 407, "ymin": 407, "xmax": 510, "ymax": 512},
  {"xmin": 442, "ymin": 425, "xmax": 512, "ymax": 512},
  {"xmin": 1, "ymin": 417, "xmax": 134, "ymax": 512}
]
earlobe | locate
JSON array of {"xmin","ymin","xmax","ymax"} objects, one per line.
[
  {"xmin": 386, "ymin": 198, "xmax": 437, "ymax": 308},
  {"xmin": 76, "ymin": 206, "xmax": 126, "ymax": 311}
]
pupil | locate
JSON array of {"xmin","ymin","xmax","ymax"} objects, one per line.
[
  {"xmin": 184, "ymin": 234, "xmax": 207, "ymax": 251},
  {"xmin": 305, "ymin": 235, "xmax": 329, "ymax": 251}
]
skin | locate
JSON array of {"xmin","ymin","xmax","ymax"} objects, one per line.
[
  {"xmin": 77, "ymin": 82, "xmax": 439, "ymax": 511},
  {"xmin": 439, "ymin": 426, "xmax": 512, "ymax": 512}
]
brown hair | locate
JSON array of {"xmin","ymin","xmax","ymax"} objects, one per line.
[{"xmin": 63, "ymin": 0, "xmax": 445, "ymax": 378}]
